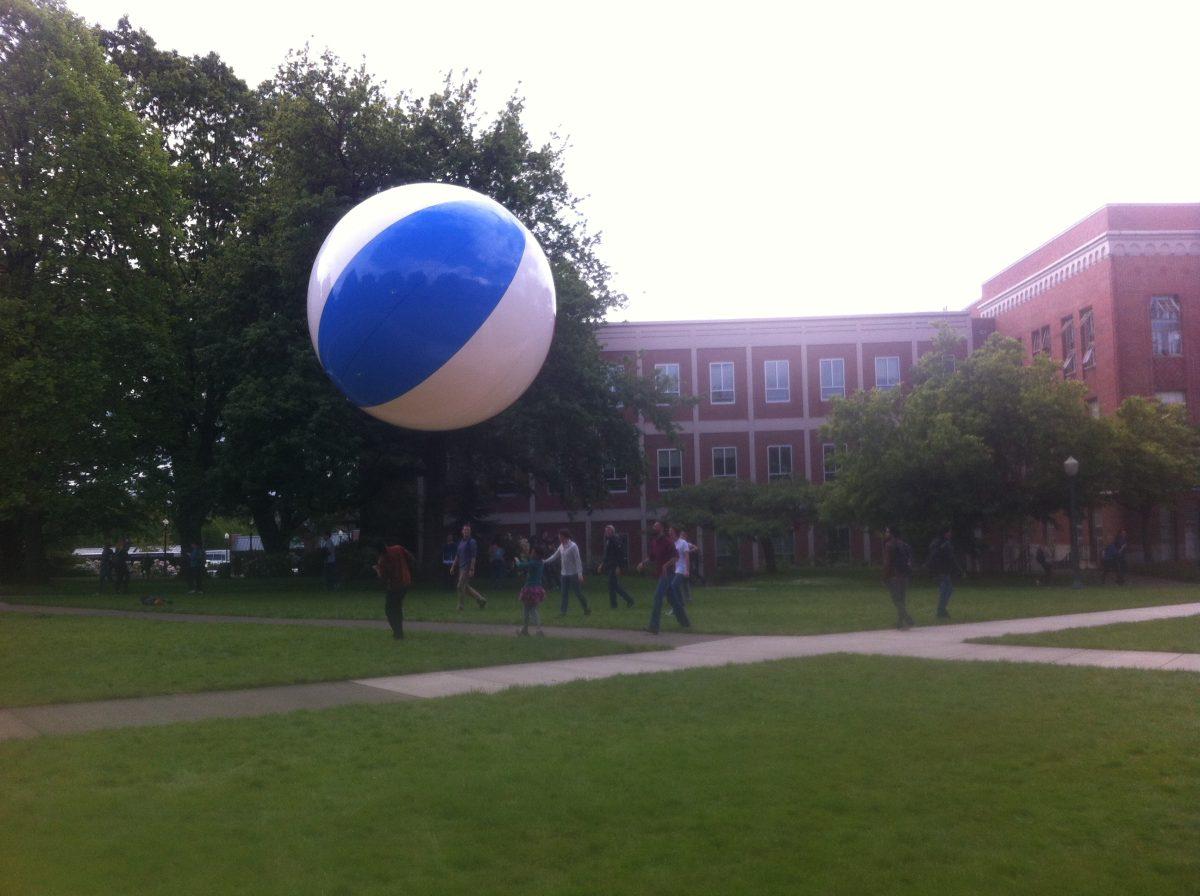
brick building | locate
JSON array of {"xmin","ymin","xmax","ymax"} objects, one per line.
[
  {"xmin": 478, "ymin": 203, "xmax": 1199, "ymax": 574},
  {"xmin": 971, "ymin": 203, "xmax": 1200, "ymax": 564},
  {"xmin": 486, "ymin": 312, "xmax": 980, "ymax": 574}
]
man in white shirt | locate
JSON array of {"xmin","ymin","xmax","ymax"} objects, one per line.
[
  {"xmin": 665, "ymin": 525, "xmax": 693, "ymax": 628},
  {"xmin": 545, "ymin": 528, "xmax": 590, "ymax": 617}
]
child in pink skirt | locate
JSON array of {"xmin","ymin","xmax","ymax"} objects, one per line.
[{"xmin": 515, "ymin": 544, "xmax": 547, "ymax": 636}]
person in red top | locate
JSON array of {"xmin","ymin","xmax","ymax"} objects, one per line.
[
  {"xmin": 374, "ymin": 540, "xmax": 416, "ymax": 640},
  {"xmin": 638, "ymin": 520, "xmax": 685, "ymax": 634}
]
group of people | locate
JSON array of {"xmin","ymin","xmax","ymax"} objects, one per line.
[
  {"xmin": 376, "ymin": 521, "xmax": 701, "ymax": 640},
  {"xmin": 881, "ymin": 526, "xmax": 965, "ymax": 630},
  {"xmin": 96, "ymin": 540, "xmax": 207, "ymax": 593}
]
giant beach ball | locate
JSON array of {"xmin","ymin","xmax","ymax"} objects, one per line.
[{"xmin": 307, "ymin": 183, "xmax": 556, "ymax": 430}]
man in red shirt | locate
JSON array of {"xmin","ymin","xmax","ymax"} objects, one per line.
[{"xmin": 374, "ymin": 540, "xmax": 416, "ymax": 640}]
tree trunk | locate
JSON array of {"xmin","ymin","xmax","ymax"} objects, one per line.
[
  {"xmin": 21, "ymin": 508, "xmax": 47, "ymax": 583},
  {"xmin": 419, "ymin": 434, "xmax": 449, "ymax": 578},
  {"xmin": 247, "ymin": 494, "xmax": 289, "ymax": 553}
]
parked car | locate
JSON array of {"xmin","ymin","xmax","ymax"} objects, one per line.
[{"xmin": 206, "ymin": 549, "xmax": 231, "ymax": 575}]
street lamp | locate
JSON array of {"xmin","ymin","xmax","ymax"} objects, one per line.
[
  {"xmin": 1063, "ymin": 456, "xmax": 1083, "ymax": 589},
  {"xmin": 161, "ymin": 518, "xmax": 170, "ymax": 555}
]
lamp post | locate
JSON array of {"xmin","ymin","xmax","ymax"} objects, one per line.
[
  {"xmin": 161, "ymin": 518, "xmax": 170, "ymax": 555},
  {"xmin": 1064, "ymin": 456, "xmax": 1083, "ymax": 589}
]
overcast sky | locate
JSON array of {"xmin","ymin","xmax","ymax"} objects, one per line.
[{"xmin": 70, "ymin": 0, "xmax": 1200, "ymax": 322}]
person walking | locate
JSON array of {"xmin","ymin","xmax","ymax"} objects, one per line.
[
  {"xmin": 546, "ymin": 529, "xmax": 590, "ymax": 616},
  {"xmin": 373, "ymin": 539, "xmax": 415, "ymax": 640},
  {"xmin": 883, "ymin": 527, "xmax": 915, "ymax": 630},
  {"xmin": 514, "ymin": 544, "xmax": 548, "ymax": 636},
  {"xmin": 927, "ymin": 528, "xmax": 963, "ymax": 619},
  {"xmin": 113, "ymin": 539, "xmax": 131, "ymax": 594},
  {"xmin": 440, "ymin": 534, "xmax": 457, "ymax": 590},
  {"xmin": 98, "ymin": 541, "xmax": 114, "ymax": 593},
  {"xmin": 449, "ymin": 523, "xmax": 487, "ymax": 610},
  {"xmin": 320, "ymin": 531, "xmax": 340, "ymax": 591},
  {"xmin": 640, "ymin": 521, "xmax": 689, "ymax": 634},
  {"xmin": 1114, "ymin": 529, "xmax": 1128, "ymax": 585},
  {"xmin": 187, "ymin": 541, "xmax": 205, "ymax": 594},
  {"xmin": 1035, "ymin": 544, "xmax": 1053, "ymax": 585},
  {"xmin": 599, "ymin": 525, "xmax": 635, "ymax": 608}
]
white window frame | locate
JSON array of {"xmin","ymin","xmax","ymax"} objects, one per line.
[
  {"xmin": 819, "ymin": 358, "xmax": 846, "ymax": 401},
  {"xmin": 767, "ymin": 444, "xmax": 793, "ymax": 482},
  {"xmin": 657, "ymin": 448, "xmax": 683, "ymax": 491},
  {"xmin": 1151, "ymin": 296, "xmax": 1182, "ymax": 357},
  {"xmin": 709, "ymin": 361, "xmax": 735, "ymax": 405},
  {"xmin": 764, "ymin": 359, "xmax": 791, "ymax": 403},
  {"xmin": 822, "ymin": 442, "xmax": 839, "ymax": 482},
  {"xmin": 874, "ymin": 356, "xmax": 901, "ymax": 391},
  {"xmin": 602, "ymin": 466, "xmax": 628, "ymax": 493},
  {"xmin": 712, "ymin": 446, "xmax": 737, "ymax": 478},
  {"xmin": 654, "ymin": 363, "xmax": 681, "ymax": 397}
]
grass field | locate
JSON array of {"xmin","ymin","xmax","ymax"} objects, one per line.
[
  {"xmin": 974, "ymin": 614, "xmax": 1200, "ymax": 654},
  {"xmin": 5, "ymin": 570, "xmax": 1197, "ymax": 635},
  {"xmin": 2, "ymin": 654, "xmax": 1197, "ymax": 896},
  {"xmin": 0, "ymin": 614, "xmax": 661, "ymax": 707}
]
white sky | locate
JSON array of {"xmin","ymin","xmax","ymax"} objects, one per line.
[{"xmin": 70, "ymin": 0, "xmax": 1200, "ymax": 322}]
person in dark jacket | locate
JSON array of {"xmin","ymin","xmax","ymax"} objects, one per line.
[
  {"xmin": 113, "ymin": 539, "xmax": 132, "ymax": 594},
  {"xmin": 599, "ymin": 524, "xmax": 635, "ymax": 608},
  {"xmin": 927, "ymin": 528, "xmax": 964, "ymax": 619},
  {"xmin": 883, "ymin": 527, "xmax": 914, "ymax": 630},
  {"xmin": 98, "ymin": 542, "xmax": 114, "ymax": 592}
]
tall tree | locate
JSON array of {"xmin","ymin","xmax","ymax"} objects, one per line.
[
  {"xmin": 1107, "ymin": 396, "xmax": 1200, "ymax": 561},
  {"xmin": 821, "ymin": 331, "xmax": 1110, "ymax": 561},
  {"xmin": 0, "ymin": 0, "xmax": 179, "ymax": 579},
  {"xmin": 662, "ymin": 478, "xmax": 818, "ymax": 573},
  {"xmin": 99, "ymin": 18, "xmax": 263, "ymax": 547}
]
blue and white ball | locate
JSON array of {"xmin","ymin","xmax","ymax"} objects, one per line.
[{"xmin": 307, "ymin": 183, "xmax": 556, "ymax": 431}]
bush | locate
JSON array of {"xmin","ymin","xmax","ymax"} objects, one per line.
[{"xmin": 236, "ymin": 552, "xmax": 294, "ymax": 578}]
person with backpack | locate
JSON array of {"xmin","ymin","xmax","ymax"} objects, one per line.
[
  {"xmin": 374, "ymin": 539, "xmax": 415, "ymax": 640},
  {"xmin": 927, "ymin": 528, "xmax": 964, "ymax": 619},
  {"xmin": 883, "ymin": 526, "xmax": 915, "ymax": 630}
]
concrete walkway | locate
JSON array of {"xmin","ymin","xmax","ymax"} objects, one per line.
[{"xmin": 2, "ymin": 601, "xmax": 1198, "ymax": 742}]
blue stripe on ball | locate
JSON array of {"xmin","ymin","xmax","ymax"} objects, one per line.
[{"xmin": 316, "ymin": 199, "xmax": 526, "ymax": 408}]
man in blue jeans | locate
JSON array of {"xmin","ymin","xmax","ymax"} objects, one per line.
[
  {"xmin": 545, "ymin": 529, "xmax": 589, "ymax": 616},
  {"xmin": 642, "ymin": 522, "xmax": 690, "ymax": 634}
]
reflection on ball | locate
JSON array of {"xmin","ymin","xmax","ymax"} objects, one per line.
[{"xmin": 307, "ymin": 183, "xmax": 556, "ymax": 431}]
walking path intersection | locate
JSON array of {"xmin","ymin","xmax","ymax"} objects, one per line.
[{"xmin": 2, "ymin": 600, "xmax": 1198, "ymax": 742}]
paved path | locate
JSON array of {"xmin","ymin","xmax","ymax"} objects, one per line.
[{"xmin": 2, "ymin": 601, "xmax": 1198, "ymax": 742}]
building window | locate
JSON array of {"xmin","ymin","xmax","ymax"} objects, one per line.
[
  {"xmin": 709, "ymin": 362, "xmax": 735, "ymax": 404},
  {"xmin": 822, "ymin": 443, "xmax": 839, "ymax": 482},
  {"xmin": 1031, "ymin": 325, "xmax": 1051, "ymax": 356},
  {"xmin": 826, "ymin": 525, "xmax": 851, "ymax": 563},
  {"xmin": 1061, "ymin": 315, "xmax": 1076, "ymax": 378},
  {"xmin": 606, "ymin": 363, "xmax": 626, "ymax": 408},
  {"xmin": 1155, "ymin": 391, "xmax": 1186, "ymax": 405},
  {"xmin": 1080, "ymin": 308, "xmax": 1095, "ymax": 370},
  {"xmin": 603, "ymin": 466, "xmax": 628, "ymax": 493},
  {"xmin": 715, "ymin": 532, "xmax": 738, "ymax": 570},
  {"xmin": 657, "ymin": 448, "xmax": 683, "ymax": 491},
  {"xmin": 771, "ymin": 532, "xmax": 795, "ymax": 566},
  {"xmin": 875, "ymin": 356, "xmax": 901, "ymax": 391},
  {"xmin": 764, "ymin": 360, "xmax": 790, "ymax": 403},
  {"xmin": 654, "ymin": 363, "xmax": 681, "ymax": 396},
  {"xmin": 1151, "ymin": 296, "xmax": 1182, "ymax": 356},
  {"xmin": 1087, "ymin": 398, "xmax": 1100, "ymax": 419},
  {"xmin": 819, "ymin": 358, "xmax": 845, "ymax": 401},
  {"xmin": 767, "ymin": 444, "xmax": 793, "ymax": 482},
  {"xmin": 712, "ymin": 446, "xmax": 737, "ymax": 478}
]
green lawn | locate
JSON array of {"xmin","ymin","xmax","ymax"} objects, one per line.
[
  {"xmin": 2, "ymin": 655, "xmax": 1197, "ymax": 895},
  {"xmin": 6, "ymin": 569, "xmax": 1198, "ymax": 635},
  {"xmin": 0, "ymin": 614, "xmax": 660, "ymax": 707},
  {"xmin": 974, "ymin": 614, "xmax": 1200, "ymax": 654}
]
